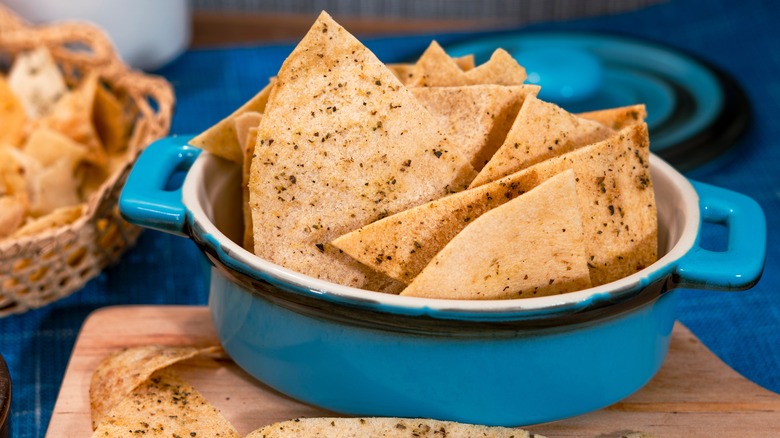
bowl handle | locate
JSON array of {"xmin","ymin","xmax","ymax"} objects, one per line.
[
  {"xmin": 675, "ymin": 181, "xmax": 766, "ymax": 290},
  {"xmin": 119, "ymin": 135, "xmax": 200, "ymax": 237}
]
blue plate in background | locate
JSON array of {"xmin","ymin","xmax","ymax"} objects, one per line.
[{"xmin": 443, "ymin": 31, "xmax": 750, "ymax": 171}]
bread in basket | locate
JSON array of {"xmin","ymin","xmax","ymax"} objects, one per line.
[{"xmin": 0, "ymin": 6, "xmax": 174, "ymax": 315}]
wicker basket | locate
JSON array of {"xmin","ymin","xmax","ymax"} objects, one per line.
[{"xmin": 0, "ymin": 6, "xmax": 174, "ymax": 315}]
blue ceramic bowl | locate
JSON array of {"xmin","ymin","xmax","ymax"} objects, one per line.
[{"xmin": 119, "ymin": 135, "xmax": 766, "ymax": 427}]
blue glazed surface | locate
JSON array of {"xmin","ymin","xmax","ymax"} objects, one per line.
[
  {"xmin": 678, "ymin": 181, "xmax": 767, "ymax": 290},
  {"xmin": 118, "ymin": 135, "xmax": 199, "ymax": 237},
  {"xmin": 209, "ymin": 266, "xmax": 678, "ymax": 426}
]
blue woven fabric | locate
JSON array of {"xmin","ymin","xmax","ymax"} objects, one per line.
[{"xmin": 1, "ymin": 0, "xmax": 778, "ymax": 436}]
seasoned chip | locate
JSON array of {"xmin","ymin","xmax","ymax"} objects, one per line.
[
  {"xmin": 469, "ymin": 94, "xmax": 614, "ymax": 188},
  {"xmin": 0, "ymin": 75, "xmax": 27, "ymax": 147},
  {"xmin": 463, "ymin": 48, "xmax": 528, "ymax": 85},
  {"xmin": 7, "ymin": 47, "xmax": 67, "ymax": 119},
  {"xmin": 578, "ymin": 104, "xmax": 647, "ymax": 131},
  {"xmin": 332, "ymin": 163, "xmax": 544, "ymax": 284},
  {"xmin": 411, "ymin": 84, "xmax": 538, "ymax": 170},
  {"xmin": 247, "ymin": 417, "xmax": 540, "ymax": 438},
  {"xmin": 408, "ymin": 42, "xmax": 526, "ymax": 87},
  {"xmin": 507, "ymin": 123, "xmax": 657, "ymax": 285},
  {"xmin": 234, "ymin": 110, "xmax": 263, "ymax": 153},
  {"xmin": 91, "ymin": 368, "xmax": 240, "ymax": 438},
  {"xmin": 249, "ymin": 12, "xmax": 475, "ymax": 290},
  {"xmin": 388, "ymin": 54, "xmax": 475, "ymax": 85},
  {"xmin": 12, "ymin": 203, "xmax": 84, "ymax": 238},
  {"xmin": 401, "ymin": 170, "xmax": 591, "ymax": 299},
  {"xmin": 93, "ymin": 82, "xmax": 132, "ymax": 154},
  {"xmin": 190, "ymin": 82, "xmax": 274, "ymax": 164},
  {"xmin": 89, "ymin": 345, "xmax": 215, "ymax": 429},
  {"xmin": 37, "ymin": 71, "xmax": 107, "ymax": 168}
]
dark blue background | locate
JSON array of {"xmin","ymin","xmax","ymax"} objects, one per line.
[{"xmin": 2, "ymin": 0, "xmax": 778, "ymax": 436}]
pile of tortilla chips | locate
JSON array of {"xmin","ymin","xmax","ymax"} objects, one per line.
[
  {"xmin": 89, "ymin": 344, "xmax": 543, "ymax": 437},
  {"xmin": 0, "ymin": 46, "xmax": 134, "ymax": 241},
  {"xmin": 193, "ymin": 11, "xmax": 657, "ymax": 300}
]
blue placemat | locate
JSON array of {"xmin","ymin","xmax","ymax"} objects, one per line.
[{"xmin": 2, "ymin": 0, "xmax": 779, "ymax": 436}]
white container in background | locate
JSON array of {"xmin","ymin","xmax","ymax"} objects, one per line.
[{"xmin": 1, "ymin": 0, "xmax": 191, "ymax": 71}]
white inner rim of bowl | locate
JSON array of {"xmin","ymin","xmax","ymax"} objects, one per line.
[{"xmin": 183, "ymin": 153, "xmax": 699, "ymax": 313}]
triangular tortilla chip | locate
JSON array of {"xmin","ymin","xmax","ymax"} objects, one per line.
[
  {"xmin": 190, "ymin": 82, "xmax": 273, "ymax": 164},
  {"xmin": 411, "ymin": 84, "xmax": 539, "ymax": 170},
  {"xmin": 249, "ymin": 12, "xmax": 475, "ymax": 290},
  {"xmin": 7, "ymin": 47, "xmax": 67, "ymax": 120},
  {"xmin": 0, "ymin": 75, "xmax": 27, "ymax": 147},
  {"xmin": 89, "ymin": 345, "xmax": 217, "ymax": 430},
  {"xmin": 28, "ymin": 157, "xmax": 81, "ymax": 217},
  {"xmin": 409, "ymin": 42, "xmax": 526, "ymax": 87},
  {"xmin": 23, "ymin": 127, "xmax": 88, "ymax": 169},
  {"xmin": 93, "ymin": 82, "xmax": 133, "ymax": 153},
  {"xmin": 578, "ymin": 104, "xmax": 647, "ymax": 131},
  {"xmin": 332, "ymin": 161, "xmax": 545, "ymax": 284},
  {"xmin": 37, "ymin": 71, "xmax": 107, "ymax": 168},
  {"xmin": 469, "ymin": 94, "xmax": 614, "ymax": 188},
  {"xmin": 247, "ymin": 417, "xmax": 538, "ymax": 438},
  {"xmin": 388, "ymin": 53, "xmax": 475, "ymax": 85},
  {"xmin": 507, "ymin": 123, "xmax": 657, "ymax": 286},
  {"xmin": 401, "ymin": 170, "xmax": 591, "ymax": 299},
  {"xmin": 91, "ymin": 368, "xmax": 240, "ymax": 438},
  {"xmin": 463, "ymin": 48, "xmax": 527, "ymax": 85}
]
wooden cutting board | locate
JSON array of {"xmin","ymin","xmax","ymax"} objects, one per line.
[{"xmin": 47, "ymin": 305, "xmax": 780, "ymax": 437}]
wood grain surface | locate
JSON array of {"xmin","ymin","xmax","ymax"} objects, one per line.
[{"xmin": 46, "ymin": 305, "xmax": 780, "ymax": 437}]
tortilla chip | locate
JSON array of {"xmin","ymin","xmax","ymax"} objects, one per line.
[
  {"xmin": 507, "ymin": 123, "xmax": 657, "ymax": 285},
  {"xmin": 578, "ymin": 104, "xmax": 647, "ymax": 131},
  {"xmin": 332, "ymin": 162, "xmax": 545, "ymax": 284},
  {"xmin": 409, "ymin": 42, "xmax": 526, "ymax": 87},
  {"xmin": 249, "ymin": 12, "xmax": 475, "ymax": 290},
  {"xmin": 28, "ymin": 157, "xmax": 81, "ymax": 217},
  {"xmin": 388, "ymin": 54, "xmax": 475, "ymax": 85},
  {"xmin": 23, "ymin": 127, "xmax": 88, "ymax": 169},
  {"xmin": 469, "ymin": 94, "xmax": 614, "ymax": 188},
  {"xmin": 91, "ymin": 368, "xmax": 240, "ymax": 438},
  {"xmin": 93, "ymin": 82, "xmax": 132, "ymax": 153},
  {"xmin": 37, "ymin": 71, "xmax": 107, "ymax": 168},
  {"xmin": 247, "ymin": 417, "xmax": 539, "ymax": 438},
  {"xmin": 190, "ymin": 82, "xmax": 274, "ymax": 164},
  {"xmin": 0, "ymin": 147, "xmax": 30, "ymax": 198},
  {"xmin": 401, "ymin": 170, "xmax": 591, "ymax": 299},
  {"xmin": 0, "ymin": 75, "xmax": 27, "ymax": 147},
  {"xmin": 12, "ymin": 203, "xmax": 84, "ymax": 238},
  {"xmin": 464, "ymin": 48, "xmax": 527, "ymax": 85},
  {"xmin": 412, "ymin": 85, "xmax": 538, "ymax": 170},
  {"xmin": 234, "ymin": 111, "xmax": 263, "ymax": 152},
  {"xmin": 242, "ymin": 126, "xmax": 258, "ymax": 251},
  {"xmin": 7, "ymin": 47, "xmax": 67, "ymax": 120},
  {"xmin": 89, "ymin": 345, "xmax": 216, "ymax": 430},
  {"xmin": 0, "ymin": 195, "xmax": 28, "ymax": 239}
]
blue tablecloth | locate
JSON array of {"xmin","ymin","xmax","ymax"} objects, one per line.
[{"xmin": 2, "ymin": 0, "xmax": 779, "ymax": 436}]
